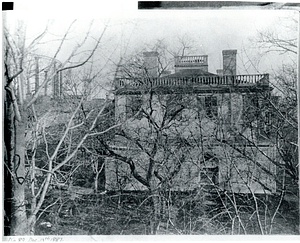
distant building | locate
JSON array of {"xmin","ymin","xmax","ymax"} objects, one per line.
[
  {"xmin": 26, "ymin": 55, "xmax": 94, "ymax": 100},
  {"xmin": 23, "ymin": 55, "xmax": 63, "ymax": 99},
  {"xmin": 106, "ymin": 50, "xmax": 278, "ymax": 194}
]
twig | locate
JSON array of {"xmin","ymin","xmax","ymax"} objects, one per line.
[{"xmin": 36, "ymin": 197, "xmax": 61, "ymax": 222}]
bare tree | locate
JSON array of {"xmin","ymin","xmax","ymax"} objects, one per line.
[
  {"xmin": 253, "ymin": 14, "xmax": 298, "ymax": 202},
  {"xmin": 101, "ymin": 92, "xmax": 193, "ymax": 233},
  {"xmin": 103, "ymin": 37, "xmax": 297, "ymax": 234},
  {"xmin": 3, "ymin": 18, "xmax": 115, "ymax": 235}
]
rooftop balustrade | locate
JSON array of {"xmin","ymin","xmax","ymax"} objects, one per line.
[
  {"xmin": 115, "ymin": 74, "xmax": 269, "ymax": 89},
  {"xmin": 175, "ymin": 55, "xmax": 208, "ymax": 66}
]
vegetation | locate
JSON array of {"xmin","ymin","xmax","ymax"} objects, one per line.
[
  {"xmin": 34, "ymin": 191, "xmax": 297, "ymax": 235},
  {"xmin": 3, "ymin": 18, "xmax": 113, "ymax": 235},
  {"xmin": 3, "ymin": 14, "xmax": 299, "ymax": 236}
]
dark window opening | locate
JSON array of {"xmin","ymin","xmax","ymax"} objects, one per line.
[
  {"xmin": 205, "ymin": 96, "xmax": 218, "ymax": 118},
  {"xmin": 196, "ymin": 96, "xmax": 204, "ymax": 119},
  {"xmin": 243, "ymin": 93, "xmax": 259, "ymax": 126},
  {"xmin": 200, "ymin": 166, "xmax": 219, "ymax": 185},
  {"xmin": 243, "ymin": 93, "xmax": 276, "ymax": 139},
  {"xmin": 165, "ymin": 94, "xmax": 184, "ymax": 121},
  {"xmin": 199, "ymin": 152, "xmax": 219, "ymax": 185},
  {"xmin": 126, "ymin": 95, "xmax": 143, "ymax": 119},
  {"xmin": 259, "ymin": 110, "xmax": 273, "ymax": 138}
]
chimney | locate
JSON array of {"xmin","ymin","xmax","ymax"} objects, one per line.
[
  {"xmin": 222, "ymin": 50, "xmax": 237, "ymax": 76},
  {"xmin": 216, "ymin": 69, "xmax": 223, "ymax": 76},
  {"xmin": 143, "ymin": 51, "xmax": 159, "ymax": 78}
]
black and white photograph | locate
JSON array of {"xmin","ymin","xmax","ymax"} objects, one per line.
[{"xmin": 3, "ymin": 0, "xmax": 300, "ymax": 240}]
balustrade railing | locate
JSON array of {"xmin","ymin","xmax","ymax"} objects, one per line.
[
  {"xmin": 175, "ymin": 55, "xmax": 208, "ymax": 66},
  {"xmin": 116, "ymin": 74, "xmax": 269, "ymax": 89}
]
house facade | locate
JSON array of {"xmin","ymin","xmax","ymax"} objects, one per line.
[{"xmin": 106, "ymin": 50, "xmax": 278, "ymax": 194}]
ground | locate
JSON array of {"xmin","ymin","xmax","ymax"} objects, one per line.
[{"xmin": 35, "ymin": 190, "xmax": 299, "ymax": 235}]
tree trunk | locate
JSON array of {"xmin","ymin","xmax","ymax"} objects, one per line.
[
  {"xmin": 4, "ymin": 94, "xmax": 14, "ymax": 235},
  {"xmin": 11, "ymin": 109, "xmax": 29, "ymax": 235},
  {"xmin": 95, "ymin": 172, "xmax": 99, "ymax": 193},
  {"xmin": 150, "ymin": 193, "xmax": 161, "ymax": 234},
  {"xmin": 29, "ymin": 152, "xmax": 37, "ymax": 235},
  {"xmin": 5, "ymin": 105, "xmax": 29, "ymax": 235},
  {"xmin": 28, "ymin": 216, "xmax": 36, "ymax": 236},
  {"xmin": 149, "ymin": 178, "xmax": 161, "ymax": 235}
]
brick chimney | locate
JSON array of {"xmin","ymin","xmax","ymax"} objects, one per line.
[
  {"xmin": 216, "ymin": 69, "xmax": 223, "ymax": 76},
  {"xmin": 222, "ymin": 50, "xmax": 237, "ymax": 76},
  {"xmin": 143, "ymin": 51, "xmax": 159, "ymax": 78}
]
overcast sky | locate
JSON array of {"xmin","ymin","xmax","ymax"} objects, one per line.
[
  {"xmin": 6, "ymin": 1, "xmax": 298, "ymax": 97},
  {"xmin": 106, "ymin": 9, "xmax": 296, "ymax": 73}
]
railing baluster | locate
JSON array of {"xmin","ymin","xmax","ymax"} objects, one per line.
[{"xmin": 116, "ymin": 73, "xmax": 269, "ymax": 89}]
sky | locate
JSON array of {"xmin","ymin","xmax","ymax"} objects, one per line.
[
  {"xmin": 108, "ymin": 9, "xmax": 296, "ymax": 73},
  {"xmin": 5, "ymin": 1, "xmax": 298, "ymax": 98}
]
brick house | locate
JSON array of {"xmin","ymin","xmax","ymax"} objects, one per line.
[{"xmin": 106, "ymin": 50, "xmax": 278, "ymax": 194}]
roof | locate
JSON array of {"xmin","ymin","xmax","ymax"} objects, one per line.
[{"xmin": 165, "ymin": 69, "xmax": 217, "ymax": 78}]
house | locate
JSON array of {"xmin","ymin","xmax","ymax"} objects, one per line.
[{"xmin": 106, "ymin": 49, "xmax": 278, "ymax": 195}]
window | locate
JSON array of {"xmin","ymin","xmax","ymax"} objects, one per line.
[
  {"xmin": 258, "ymin": 96, "xmax": 277, "ymax": 138},
  {"xmin": 261, "ymin": 111, "xmax": 273, "ymax": 136},
  {"xmin": 243, "ymin": 93, "xmax": 259, "ymax": 125},
  {"xmin": 165, "ymin": 94, "xmax": 184, "ymax": 121},
  {"xmin": 200, "ymin": 166, "xmax": 219, "ymax": 185},
  {"xmin": 126, "ymin": 95, "xmax": 143, "ymax": 119},
  {"xmin": 199, "ymin": 152, "xmax": 219, "ymax": 185},
  {"xmin": 205, "ymin": 96, "xmax": 218, "ymax": 118}
]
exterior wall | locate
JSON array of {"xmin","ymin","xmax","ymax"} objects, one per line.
[
  {"xmin": 217, "ymin": 144, "xmax": 277, "ymax": 194},
  {"xmin": 105, "ymin": 143, "xmax": 277, "ymax": 193},
  {"xmin": 111, "ymin": 49, "xmax": 276, "ymax": 194},
  {"xmin": 109, "ymin": 90, "xmax": 277, "ymax": 194},
  {"xmin": 105, "ymin": 153, "xmax": 150, "ymax": 191}
]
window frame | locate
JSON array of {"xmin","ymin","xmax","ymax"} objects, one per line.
[
  {"xmin": 126, "ymin": 95, "xmax": 143, "ymax": 119},
  {"xmin": 164, "ymin": 94, "xmax": 184, "ymax": 121}
]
